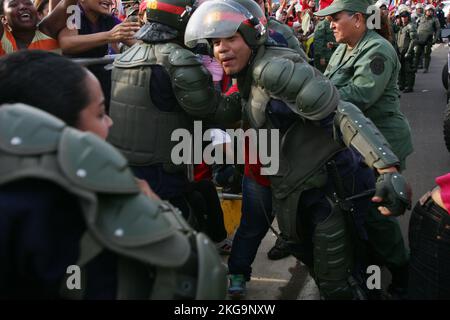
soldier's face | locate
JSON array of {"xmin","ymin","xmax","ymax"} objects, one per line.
[
  {"xmin": 426, "ymin": 9, "xmax": 433, "ymax": 16},
  {"xmin": 401, "ymin": 15, "xmax": 409, "ymax": 25},
  {"xmin": 212, "ymin": 32, "xmax": 252, "ymax": 76},
  {"xmin": 329, "ymin": 11, "xmax": 357, "ymax": 44},
  {"xmin": 77, "ymin": 71, "xmax": 113, "ymax": 140}
]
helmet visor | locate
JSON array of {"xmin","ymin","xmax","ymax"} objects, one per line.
[{"xmin": 184, "ymin": 0, "xmax": 254, "ymax": 48}]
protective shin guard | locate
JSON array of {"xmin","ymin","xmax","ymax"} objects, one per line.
[{"xmin": 313, "ymin": 208, "xmax": 359, "ymax": 300}]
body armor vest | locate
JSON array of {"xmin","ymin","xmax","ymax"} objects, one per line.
[
  {"xmin": 0, "ymin": 104, "xmax": 226, "ymax": 299},
  {"xmin": 108, "ymin": 42, "xmax": 192, "ymax": 166},
  {"xmin": 243, "ymin": 46, "xmax": 344, "ymax": 200},
  {"xmin": 417, "ymin": 17, "xmax": 438, "ymax": 42},
  {"xmin": 397, "ymin": 23, "xmax": 415, "ymax": 54}
]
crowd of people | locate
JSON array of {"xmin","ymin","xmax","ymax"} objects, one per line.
[{"xmin": 0, "ymin": 0, "xmax": 449, "ymax": 300}]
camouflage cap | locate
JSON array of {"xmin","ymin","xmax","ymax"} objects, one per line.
[{"xmin": 314, "ymin": 0, "xmax": 374, "ymax": 17}]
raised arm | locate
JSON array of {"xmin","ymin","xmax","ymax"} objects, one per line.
[
  {"xmin": 38, "ymin": 0, "xmax": 79, "ymax": 39},
  {"xmin": 58, "ymin": 21, "xmax": 139, "ymax": 55}
]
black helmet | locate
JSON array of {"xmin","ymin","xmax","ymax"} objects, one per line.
[{"xmin": 146, "ymin": 0, "xmax": 197, "ymax": 32}]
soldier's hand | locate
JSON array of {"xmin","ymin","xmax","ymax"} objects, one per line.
[
  {"xmin": 372, "ymin": 172, "xmax": 412, "ymax": 217},
  {"xmin": 320, "ymin": 58, "xmax": 326, "ymax": 66}
]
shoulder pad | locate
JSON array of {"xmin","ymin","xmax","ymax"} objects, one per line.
[
  {"xmin": 154, "ymin": 42, "xmax": 181, "ymax": 66},
  {"xmin": 262, "ymin": 46, "xmax": 304, "ymax": 62},
  {"xmin": 58, "ymin": 128, "xmax": 140, "ymax": 194},
  {"xmin": 168, "ymin": 48, "xmax": 202, "ymax": 67},
  {"xmin": 113, "ymin": 43, "xmax": 157, "ymax": 68},
  {"xmin": 0, "ymin": 103, "xmax": 65, "ymax": 155},
  {"xmin": 93, "ymin": 194, "xmax": 191, "ymax": 267},
  {"xmin": 156, "ymin": 42, "xmax": 182, "ymax": 55}
]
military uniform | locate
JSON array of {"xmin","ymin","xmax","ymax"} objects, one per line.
[
  {"xmin": 0, "ymin": 103, "xmax": 227, "ymax": 299},
  {"xmin": 324, "ymin": 27, "xmax": 413, "ymax": 296},
  {"xmin": 325, "ymin": 29, "xmax": 413, "ymax": 167},
  {"xmin": 314, "ymin": 18, "xmax": 337, "ymax": 73},
  {"xmin": 415, "ymin": 13, "xmax": 440, "ymax": 72},
  {"xmin": 186, "ymin": 0, "xmax": 411, "ymax": 299},
  {"xmin": 397, "ymin": 18, "xmax": 418, "ymax": 92}
]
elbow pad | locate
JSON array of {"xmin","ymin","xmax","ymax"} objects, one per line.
[
  {"xmin": 253, "ymin": 58, "xmax": 339, "ymax": 120},
  {"xmin": 335, "ymin": 101, "xmax": 400, "ymax": 169},
  {"xmin": 169, "ymin": 49, "xmax": 217, "ymax": 118}
]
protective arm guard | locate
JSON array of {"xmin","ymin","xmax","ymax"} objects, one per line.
[
  {"xmin": 168, "ymin": 49, "xmax": 242, "ymax": 124},
  {"xmin": 335, "ymin": 102, "xmax": 411, "ymax": 216},
  {"xmin": 253, "ymin": 58, "xmax": 339, "ymax": 121},
  {"xmin": 335, "ymin": 101, "xmax": 400, "ymax": 169}
]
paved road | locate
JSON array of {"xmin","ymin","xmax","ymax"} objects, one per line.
[{"xmin": 226, "ymin": 44, "xmax": 450, "ymax": 300}]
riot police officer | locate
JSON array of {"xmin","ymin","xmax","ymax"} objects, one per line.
[
  {"xmin": 415, "ymin": 4, "xmax": 440, "ymax": 73},
  {"xmin": 397, "ymin": 6, "xmax": 418, "ymax": 93},
  {"xmin": 107, "ymin": 0, "xmax": 241, "ymax": 243},
  {"xmin": 185, "ymin": 0, "xmax": 411, "ymax": 300}
]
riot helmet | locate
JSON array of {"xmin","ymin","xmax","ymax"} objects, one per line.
[
  {"xmin": 146, "ymin": 0, "xmax": 198, "ymax": 32},
  {"xmin": 184, "ymin": 0, "xmax": 267, "ymax": 49},
  {"xmin": 425, "ymin": 4, "xmax": 435, "ymax": 12},
  {"xmin": 397, "ymin": 4, "xmax": 411, "ymax": 17}
]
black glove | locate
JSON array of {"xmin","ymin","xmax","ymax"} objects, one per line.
[{"xmin": 373, "ymin": 172, "xmax": 412, "ymax": 216}]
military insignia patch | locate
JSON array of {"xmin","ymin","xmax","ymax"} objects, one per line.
[{"xmin": 370, "ymin": 57, "xmax": 385, "ymax": 75}]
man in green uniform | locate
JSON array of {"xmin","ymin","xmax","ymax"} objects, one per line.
[
  {"xmin": 185, "ymin": 0, "xmax": 411, "ymax": 299},
  {"xmin": 415, "ymin": 4, "xmax": 440, "ymax": 73},
  {"xmin": 314, "ymin": 17, "xmax": 337, "ymax": 73},
  {"xmin": 318, "ymin": 0, "xmax": 413, "ymax": 298},
  {"xmin": 396, "ymin": 6, "xmax": 418, "ymax": 93}
]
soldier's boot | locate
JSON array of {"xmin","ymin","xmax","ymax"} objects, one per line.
[
  {"xmin": 404, "ymin": 71, "xmax": 415, "ymax": 93},
  {"xmin": 424, "ymin": 57, "xmax": 430, "ymax": 73},
  {"xmin": 386, "ymin": 263, "xmax": 409, "ymax": 300},
  {"xmin": 313, "ymin": 207, "xmax": 364, "ymax": 300},
  {"xmin": 398, "ymin": 78, "xmax": 405, "ymax": 91},
  {"xmin": 267, "ymin": 237, "xmax": 291, "ymax": 260}
]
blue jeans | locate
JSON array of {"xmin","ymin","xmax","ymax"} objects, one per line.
[
  {"xmin": 408, "ymin": 198, "xmax": 450, "ymax": 299},
  {"xmin": 228, "ymin": 176, "xmax": 273, "ymax": 280}
]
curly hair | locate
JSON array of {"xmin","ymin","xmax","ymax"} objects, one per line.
[{"xmin": 0, "ymin": 50, "xmax": 90, "ymax": 127}]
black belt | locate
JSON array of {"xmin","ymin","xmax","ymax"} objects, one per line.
[{"xmin": 418, "ymin": 191, "xmax": 450, "ymax": 223}]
